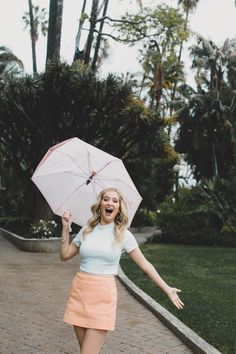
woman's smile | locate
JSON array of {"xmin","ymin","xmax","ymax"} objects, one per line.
[{"xmin": 100, "ymin": 191, "xmax": 120, "ymax": 224}]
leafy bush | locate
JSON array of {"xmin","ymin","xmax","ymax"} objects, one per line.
[
  {"xmin": 132, "ymin": 208, "xmax": 157, "ymax": 227},
  {"xmin": 153, "ymin": 178, "xmax": 236, "ymax": 246},
  {"xmin": 0, "ymin": 216, "xmax": 33, "ymax": 235}
]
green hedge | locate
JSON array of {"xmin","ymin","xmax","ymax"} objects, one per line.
[
  {"xmin": 0, "ymin": 216, "xmax": 33, "ymax": 235},
  {"xmin": 153, "ymin": 181, "xmax": 236, "ymax": 247}
]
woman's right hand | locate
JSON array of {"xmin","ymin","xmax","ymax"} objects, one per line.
[{"xmin": 62, "ymin": 210, "xmax": 72, "ymax": 230}]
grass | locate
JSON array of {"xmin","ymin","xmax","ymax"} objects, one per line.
[{"xmin": 120, "ymin": 244, "xmax": 236, "ymax": 354}]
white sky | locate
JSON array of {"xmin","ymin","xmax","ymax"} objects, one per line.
[{"xmin": 0, "ymin": 0, "xmax": 236, "ymax": 77}]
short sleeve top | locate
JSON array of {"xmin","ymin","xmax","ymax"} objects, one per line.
[{"xmin": 72, "ymin": 222, "xmax": 138, "ymax": 275}]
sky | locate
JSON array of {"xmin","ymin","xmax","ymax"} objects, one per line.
[{"xmin": 1, "ymin": 0, "xmax": 236, "ymax": 78}]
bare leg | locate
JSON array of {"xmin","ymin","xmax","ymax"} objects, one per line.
[
  {"xmin": 73, "ymin": 326, "xmax": 85, "ymax": 350},
  {"xmin": 81, "ymin": 328, "xmax": 108, "ymax": 354}
]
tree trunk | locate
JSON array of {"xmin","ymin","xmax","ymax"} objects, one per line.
[
  {"xmin": 73, "ymin": 0, "xmax": 87, "ymax": 62},
  {"xmin": 91, "ymin": 0, "xmax": 109, "ymax": 71},
  {"xmin": 46, "ymin": 0, "xmax": 64, "ymax": 65},
  {"xmin": 83, "ymin": 0, "xmax": 99, "ymax": 65},
  {"xmin": 28, "ymin": 0, "xmax": 37, "ymax": 74}
]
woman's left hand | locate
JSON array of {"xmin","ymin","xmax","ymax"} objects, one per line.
[{"xmin": 166, "ymin": 287, "xmax": 184, "ymax": 310}]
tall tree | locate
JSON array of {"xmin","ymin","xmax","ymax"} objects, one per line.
[
  {"xmin": 74, "ymin": 0, "xmax": 110, "ymax": 70},
  {"xmin": 114, "ymin": 4, "xmax": 188, "ymax": 112},
  {"xmin": 46, "ymin": 0, "xmax": 64, "ymax": 64},
  {"xmin": 73, "ymin": 0, "xmax": 144, "ymax": 70},
  {"xmin": 23, "ymin": 2, "xmax": 48, "ymax": 74},
  {"xmin": 172, "ymin": 0, "xmax": 200, "ymax": 92},
  {"xmin": 175, "ymin": 36, "xmax": 236, "ymax": 180},
  {"xmin": 91, "ymin": 0, "xmax": 109, "ymax": 70},
  {"xmin": 178, "ymin": 0, "xmax": 200, "ymax": 33},
  {"xmin": 83, "ymin": 0, "xmax": 99, "ymax": 65}
]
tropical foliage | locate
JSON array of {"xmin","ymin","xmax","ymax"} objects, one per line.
[
  {"xmin": 0, "ymin": 60, "xmax": 174, "ymax": 221},
  {"xmin": 0, "ymin": 46, "xmax": 24, "ymax": 77},
  {"xmin": 153, "ymin": 174, "xmax": 236, "ymax": 246},
  {"xmin": 114, "ymin": 4, "xmax": 189, "ymax": 112},
  {"xmin": 175, "ymin": 36, "xmax": 236, "ymax": 180}
]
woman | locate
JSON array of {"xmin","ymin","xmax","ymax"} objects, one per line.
[{"xmin": 61, "ymin": 187, "xmax": 184, "ymax": 354}]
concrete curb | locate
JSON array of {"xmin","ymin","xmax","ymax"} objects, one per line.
[
  {"xmin": 0, "ymin": 227, "xmax": 74, "ymax": 253},
  {"xmin": 117, "ymin": 267, "xmax": 222, "ymax": 354}
]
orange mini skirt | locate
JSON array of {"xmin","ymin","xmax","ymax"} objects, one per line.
[{"xmin": 63, "ymin": 272, "xmax": 117, "ymax": 331}]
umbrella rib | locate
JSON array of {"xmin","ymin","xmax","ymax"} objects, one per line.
[
  {"xmin": 54, "ymin": 180, "xmax": 88, "ymax": 214},
  {"xmin": 96, "ymin": 160, "xmax": 116, "ymax": 174},
  {"xmin": 56, "ymin": 151, "xmax": 88, "ymax": 175},
  {"xmin": 33, "ymin": 171, "xmax": 88, "ymax": 178},
  {"xmin": 87, "ymin": 150, "xmax": 93, "ymax": 175}
]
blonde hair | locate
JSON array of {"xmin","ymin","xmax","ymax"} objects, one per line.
[{"xmin": 83, "ymin": 188, "xmax": 129, "ymax": 245}]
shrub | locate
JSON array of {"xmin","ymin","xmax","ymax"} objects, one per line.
[
  {"xmin": 132, "ymin": 208, "xmax": 156, "ymax": 227},
  {"xmin": 30, "ymin": 219, "xmax": 58, "ymax": 239},
  {"xmin": 153, "ymin": 181, "xmax": 236, "ymax": 247},
  {"xmin": 0, "ymin": 216, "xmax": 33, "ymax": 235}
]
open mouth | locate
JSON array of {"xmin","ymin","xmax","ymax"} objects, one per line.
[{"xmin": 105, "ymin": 207, "xmax": 113, "ymax": 215}]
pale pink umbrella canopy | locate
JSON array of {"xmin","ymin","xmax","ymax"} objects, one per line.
[{"xmin": 31, "ymin": 137, "xmax": 142, "ymax": 227}]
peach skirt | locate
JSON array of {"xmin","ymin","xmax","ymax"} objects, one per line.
[{"xmin": 63, "ymin": 272, "xmax": 117, "ymax": 331}]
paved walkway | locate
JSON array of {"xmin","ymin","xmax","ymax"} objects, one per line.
[{"xmin": 0, "ymin": 232, "xmax": 192, "ymax": 354}]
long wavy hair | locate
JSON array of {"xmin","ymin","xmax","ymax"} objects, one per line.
[{"xmin": 82, "ymin": 188, "xmax": 129, "ymax": 245}]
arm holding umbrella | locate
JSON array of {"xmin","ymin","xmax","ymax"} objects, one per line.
[
  {"xmin": 60, "ymin": 211, "xmax": 79, "ymax": 261},
  {"xmin": 127, "ymin": 247, "xmax": 184, "ymax": 310}
]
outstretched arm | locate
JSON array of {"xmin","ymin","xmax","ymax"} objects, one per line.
[
  {"xmin": 128, "ymin": 247, "xmax": 184, "ymax": 310},
  {"xmin": 60, "ymin": 211, "xmax": 79, "ymax": 261}
]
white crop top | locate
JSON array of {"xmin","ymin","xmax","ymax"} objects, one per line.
[{"xmin": 72, "ymin": 222, "xmax": 138, "ymax": 275}]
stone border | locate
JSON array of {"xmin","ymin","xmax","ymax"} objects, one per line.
[
  {"xmin": 117, "ymin": 267, "xmax": 222, "ymax": 354},
  {"xmin": 0, "ymin": 226, "xmax": 155, "ymax": 253},
  {"xmin": 0, "ymin": 227, "xmax": 73, "ymax": 253}
]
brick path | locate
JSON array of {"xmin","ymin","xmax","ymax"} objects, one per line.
[{"xmin": 0, "ymin": 234, "xmax": 192, "ymax": 354}]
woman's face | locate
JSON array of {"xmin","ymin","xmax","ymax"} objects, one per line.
[{"xmin": 100, "ymin": 190, "xmax": 120, "ymax": 224}]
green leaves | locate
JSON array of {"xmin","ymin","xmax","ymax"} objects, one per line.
[
  {"xmin": 175, "ymin": 36, "xmax": 236, "ymax": 180},
  {"xmin": 0, "ymin": 47, "xmax": 24, "ymax": 76},
  {"xmin": 0, "ymin": 61, "xmax": 173, "ymax": 218}
]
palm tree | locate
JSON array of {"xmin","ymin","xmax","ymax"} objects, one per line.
[
  {"xmin": 175, "ymin": 0, "xmax": 201, "ymax": 67},
  {"xmin": 46, "ymin": 0, "xmax": 64, "ymax": 64},
  {"xmin": 0, "ymin": 46, "xmax": 24, "ymax": 76},
  {"xmin": 178, "ymin": 0, "xmax": 200, "ymax": 23},
  {"xmin": 176, "ymin": 36, "xmax": 236, "ymax": 179},
  {"xmin": 23, "ymin": 1, "xmax": 48, "ymax": 74}
]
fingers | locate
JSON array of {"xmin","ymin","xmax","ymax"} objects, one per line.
[
  {"xmin": 176, "ymin": 297, "xmax": 184, "ymax": 309},
  {"xmin": 174, "ymin": 298, "xmax": 184, "ymax": 310},
  {"xmin": 172, "ymin": 288, "xmax": 184, "ymax": 310},
  {"xmin": 62, "ymin": 210, "xmax": 72, "ymax": 220}
]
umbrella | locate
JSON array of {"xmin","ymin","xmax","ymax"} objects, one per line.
[{"xmin": 31, "ymin": 137, "xmax": 142, "ymax": 227}]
